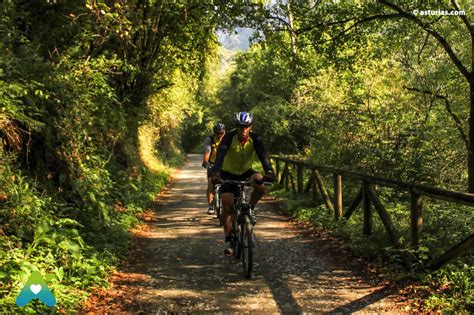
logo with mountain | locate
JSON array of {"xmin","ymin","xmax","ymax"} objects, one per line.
[{"xmin": 16, "ymin": 270, "xmax": 56, "ymax": 307}]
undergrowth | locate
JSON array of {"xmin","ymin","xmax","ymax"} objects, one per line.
[
  {"xmin": 268, "ymin": 185, "xmax": 473, "ymax": 313},
  {"xmin": 0, "ymin": 150, "xmax": 173, "ymax": 313}
]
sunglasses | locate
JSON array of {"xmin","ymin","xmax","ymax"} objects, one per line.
[{"xmin": 236, "ymin": 125, "xmax": 251, "ymax": 130}]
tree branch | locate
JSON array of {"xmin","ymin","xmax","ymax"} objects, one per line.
[
  {"xmin": 308, "ymin": 13, "xmax": 404, "ymax": 47},
  {"xmin": 380, "ymin": 0, "xmax": 471, "ymax": 80},
  {"xmin": 405, "ymin": 86, "xmax": 469, "ymax": 151},
  {"xmin": 451, "ymin": 0, "xmax": 472, "ymax": 35},
  {"xmin": 418, "ymin": 32, "xmax": 430, "ymax": 65},
  {"xmin": 267, "ymin": 14, "xmax": 290, "ymax": 28},
  {"xmin": 297, "ymin": 13, "xmax": 401, "ymax": 35}
]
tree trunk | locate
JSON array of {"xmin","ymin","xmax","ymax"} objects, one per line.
[
  {"xmin": 469, "ymin": 78, "xmax": 474, "ymax": 192},
  {"xmin": 470, "ymin": 27, "xmax": 474, "ymax": 192},
  {"xmin": 286, "ymin": 0, "xmax": 298, "ymax": 71}
]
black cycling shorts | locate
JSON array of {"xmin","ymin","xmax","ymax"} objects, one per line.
[{"xmin": 220, "ymin": 169, "xmax": 258, "ymax": 196}]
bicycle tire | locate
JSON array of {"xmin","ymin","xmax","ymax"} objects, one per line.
[
  {"xmin": 214, "ymin": 187, "xmax": 223, "ymax": 225},
  {"xmin": 241, "ymin": 215, "xmax": 253, "ymax": 279},
  {"xmin": 214, "ymin": 200, "xmax": 220, "ymax": 220},
  {"xmin": 234, "ymin": 227, "xmax": 242, "ymax": 259},
  {"xmin": 216, "ymin": 206, "xmax": 221, "ymax": 221},
  {"xmin": 232, "ymin": 208, "xmax": 242, "ymax": 259},
  {"xmin": 215, "ymin": 202, "xmax": 221, "ymax": 222}
]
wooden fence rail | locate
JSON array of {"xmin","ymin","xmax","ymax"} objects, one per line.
[{"xmin": 270, "ymin": 155, "xmax": 474, "ymax": 271}]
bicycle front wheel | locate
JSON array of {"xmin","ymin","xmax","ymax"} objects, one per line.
[
  {"xmin": 241, "ymin": 215, "xmax": 253, "ymax": 279},
  {"xmin": 216, "ymin": 202, "xmax": 222, "ymax": 224},
  {"xmin": 232, "ymin": 210, "xmax": 241, "ymax": 260},
  {"xmin": 215, "ymin": 188, "xmax": 221, "ymax": 221}
]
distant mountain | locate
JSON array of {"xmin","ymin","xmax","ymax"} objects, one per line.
[
  {"xmin": 216, "ymin": 28, "xmax": 255, "ymax": 74},
  {"xmin": 218, "ymin": 27, "xmax": 254, "ymax": 51},
  {"xmin": 219, "ymin": 46, "xmax": 236, "ymax": 74}
]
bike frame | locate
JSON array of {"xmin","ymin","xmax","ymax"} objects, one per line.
[
  {"xmin": 220, "ymin": 179, "xmax": 271, "ymax": 278},
  {"xmin": 213, "ymin": 184, "xmax": 222, "ymax": 223}
]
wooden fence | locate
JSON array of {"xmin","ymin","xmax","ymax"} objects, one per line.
[{"xmin": 270, "ymin": 156, "xmax": 474, "ymax": 271}]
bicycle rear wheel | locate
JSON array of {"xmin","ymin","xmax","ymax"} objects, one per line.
[
  {"xmin": 216, "ymin": 206, "xmax": 222, "ymax": 225},
  {"xmin": 214, "ymin": 199, "xmax": 221, "ymax": 222},
  {"xmin": 241, "ymin": 215, "xmax": 253, "ymax": 279}
]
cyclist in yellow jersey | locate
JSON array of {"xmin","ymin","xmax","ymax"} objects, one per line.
[
  {"xmin": 202, "ymin": 123, "xmax": 226, "ymax": 215},
  {"xmin": 211, "ymin": 112, "xmax": 275, "ymax": 255}
]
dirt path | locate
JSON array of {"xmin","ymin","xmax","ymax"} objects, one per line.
[{"xmin": 84, "ymin": 154, "xmax": 408, "ymax": 313}]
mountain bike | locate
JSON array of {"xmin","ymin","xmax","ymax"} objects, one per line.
[
  {"xmin": 222, "ymin": 179, "xmax": 270, "ymax": 279},
  {"xmin": 205, "ymin": 164, "xmax": 222, "ymax": 224}
]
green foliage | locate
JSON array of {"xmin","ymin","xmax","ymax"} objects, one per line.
[
  {"xmin": 269, "ymin": 180, "xmax": 473, "ymax": 312},
  {"xmin": 419, "ymin": 263, "xmax": 474, "ymax": 312},
  {"xmin": 2, "ymin": 0, "xmax": 472, "ymax": 312},
  {"xmin": 181, "ymin": 43, "xmax": 226, "ymax": 153},
  {"xmin": 0, "ymin": 153, "xmax": 170, "ymax": 312},
  {"xmin": 0, "ymin": 0, "xmax": 231, "ymax": 312},
  {"xmin": 0, "ymin": 165, "xmax": 109, "ymax": 312},
  {"xmin": 214, "ymin": 2, "xmax": 472, "ymax": 310}
]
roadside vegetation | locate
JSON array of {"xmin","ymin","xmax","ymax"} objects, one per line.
[
  {"xmin": 1, "ymin": 0, "xmax": 472, "ymax": 313},
  {"xmin": 211, "ymin": 1, "xmax": 473, "ymax": 312},
  {"xmin": 0, "ymin": 1, "xmax": 228, "ymax": 312}
]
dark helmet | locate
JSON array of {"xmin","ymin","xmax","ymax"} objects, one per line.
[
  {"xmin": 213, "ymin": 123, "xmax": 225, "ymax": 134},
  {"xmin": 234, "ymin": 111, "xmax": 253, "ymax": 126}
]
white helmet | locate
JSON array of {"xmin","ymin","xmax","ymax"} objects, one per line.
[{"xmin": 234, "ymin": 111, "xmax": 253, "ymax": 126}]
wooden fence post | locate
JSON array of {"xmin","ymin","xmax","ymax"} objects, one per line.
[
  {"xmin": 430, "ymin": 235, "xmax": 474, "ymax": 271},
  {"xmin": 275, "ymin": 159, "xmax": 280, "ymax": 182},
  {"xmin": 311, "ymin": 170, "xmax": 318, "ymax": 202},
  {"xmin": 334, "ymin": 174, "xmax": 342, "ymax": 221},
  {"xmin": 297, "ymin": 164, "xmax": 303, "ymax": 194},
  {"xmin": 366, "ymin": 184, "xmax": 400, "ymax": 247},
  {"xmin": 304, "ymin": 170, "xmax": 313, "ymax": 193},
  {"xmin": 363, "ymin": 181, "xmax": 372, "ymax": 235},
  {"xmin": 344, "ymin": 186, "xmax": 363, "ymax": 220},
  {"xmin": 279, "ymin": 162, "xmax": 289, "ymax": 188},
  {"xmin": 269, "ymin": 155, "xmax": 474, "ymax": 271},
  {"xmin": 410, "ymin": 188, "xmax": 423, "ymax": 248},
  {"xmin": 314, "ymin": 170, "xmax": 334, "ymax": 214},
  {"xmin": 289, "ymin": 171, "xmax": 297, "ymax": 193}
]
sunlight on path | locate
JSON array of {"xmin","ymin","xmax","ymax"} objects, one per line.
[{"xmin": 87, "ymin": 154, "xmax": 406, "ymax": 313}]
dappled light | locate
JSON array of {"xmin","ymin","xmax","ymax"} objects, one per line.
[
  {"xmin": 84, "ymin": 155, "xmax": 405, "ymax": 313},
  {"xmin": 1, "ymin": 0, "xmax": 472, "ymax": 313},
  {"xmin": 138, "ymin": 124, "xmax": 167, "ymax": 174}
]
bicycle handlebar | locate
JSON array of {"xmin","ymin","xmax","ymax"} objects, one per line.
[{"xmin": 220, "ymin": 179, "xmax": 272, "ymax": 186}]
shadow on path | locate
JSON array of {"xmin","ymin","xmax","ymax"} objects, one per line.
[
  {"xmin": 326, "ymin": 286, "xmax": 396, "ymax": 313},
  {"xmin": 83, "ymin": 154, "xmax": 406, "ymax": 313}
]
